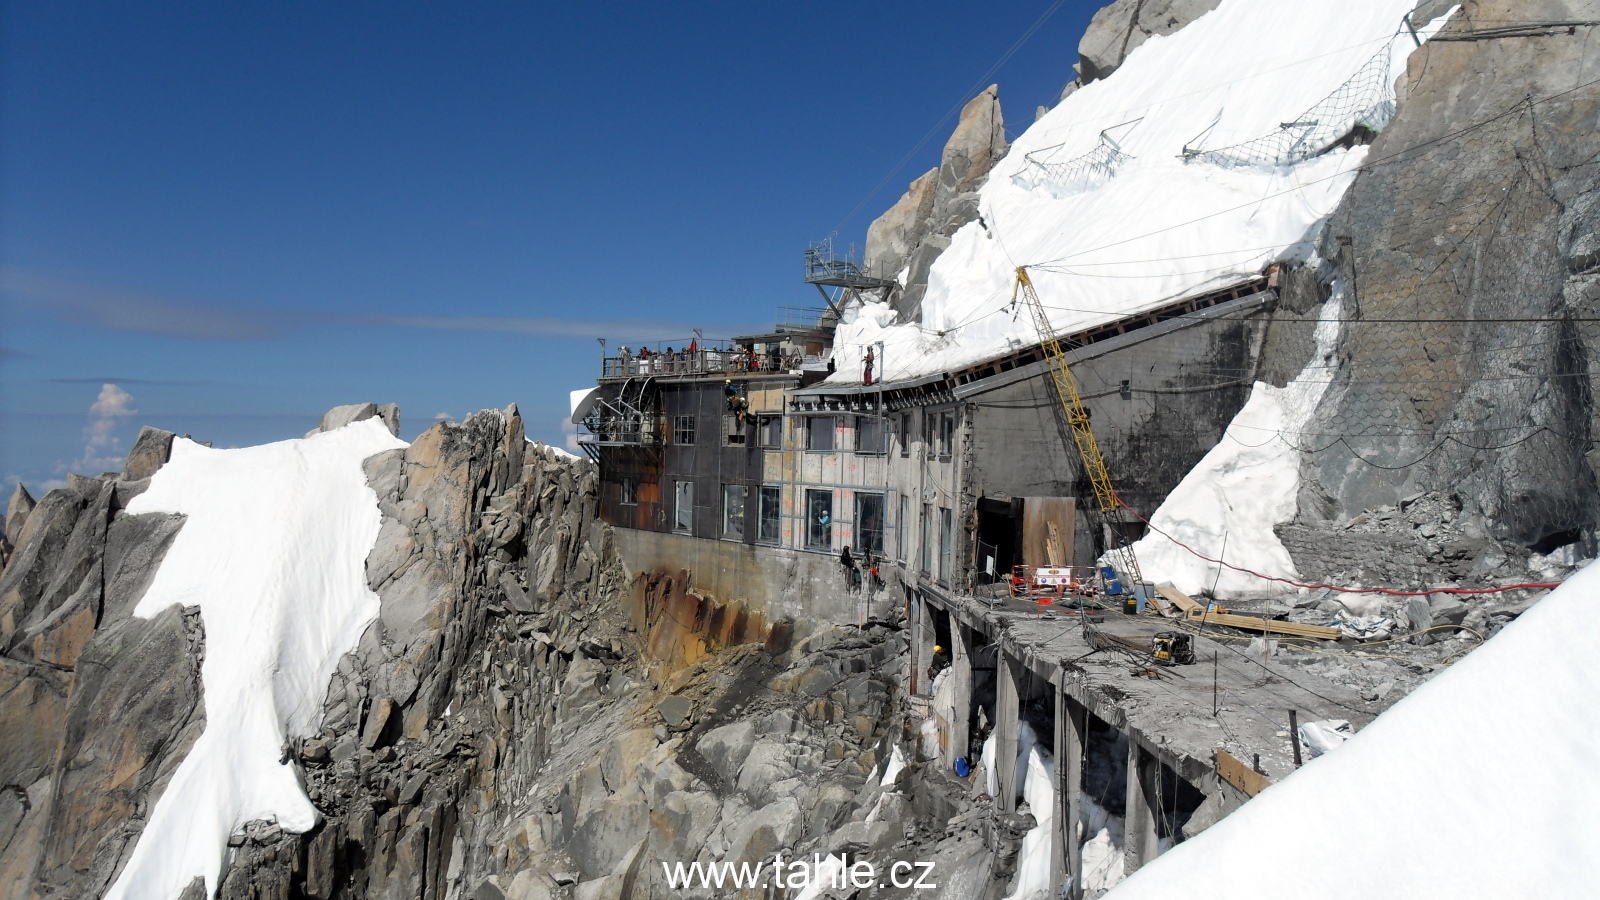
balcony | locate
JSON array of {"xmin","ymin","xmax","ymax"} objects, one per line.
[{"xmin": 601, "ymin": 347, "xmax": 815, "ymax": 380}]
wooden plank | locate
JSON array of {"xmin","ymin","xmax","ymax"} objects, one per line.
[
  {"xmin": 1216, "ymin": 749, "xmax": 1270, "ymax": 797},
  {"xmin": 1155, "ymin": 585, "xmax": 1204, "ymax": 616},
  {"xmin": 1159, "ymin": 586, "xmax": 1341, "ymax": 640},
  {"xmin": 1023, "ymin": 498, "xmax": 1076, "ymax": 568},
  {"xmin": 1202, "ymin": 612, "xmax": 1342, "ymax": 641}
]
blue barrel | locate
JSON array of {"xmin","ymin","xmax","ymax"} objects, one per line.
[
  {"xmin": 1101, "ymin": 566, "xmax": 1124, "ymax": 595},
  {"xmin": 954, "ymin": 757, "xmax": 971, "ymax": 778}
]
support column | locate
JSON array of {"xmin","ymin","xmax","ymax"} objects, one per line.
[
  {"xmin": 1054, "ymin": 688, "xmax": 1086, "ymax": 900},
  {"xmin": 909, "ymin": 592, "xmax": 924, "ymax": 696},
  {"xmin": 915, "ymin": 595, "xmax": 936, "ymax": 698},
  {"xmin": 995, "ymin": 650, "xmax": 1021, "ymax": 812},
  {"xmin": 950, "ymin": 624, "xmax": 973, "ymax": 763},
  {"xmin": 1124, "ymin": 738, "xmax": 1160, "ymax": 873}
]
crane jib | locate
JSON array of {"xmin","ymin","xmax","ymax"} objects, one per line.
[{"xmin": 1013, "ymin": 267, "xmax": 1145, "ymax": 593}]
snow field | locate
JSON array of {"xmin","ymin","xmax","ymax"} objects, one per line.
[
  {"xmin": 829, "ymin": 0, "xmax": 1449, "ymax": 385},
  {"xmin": 106, "ymin": 418, "xmax": 408, "ymax": 900},
  {"xmin": 1126, "ymin": 286, "xmax": 1347, "ymax": 598}
]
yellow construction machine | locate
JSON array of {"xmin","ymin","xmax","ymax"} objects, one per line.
[{"xmin": 1011, "ymin": 266, "xmax": 1146, "ymax": 597}]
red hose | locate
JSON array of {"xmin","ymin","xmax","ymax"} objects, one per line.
[{"xmin": 1113, "ymin": 491, "xmax": 1561, "ymax": 597}]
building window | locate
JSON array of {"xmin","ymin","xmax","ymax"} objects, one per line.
[
  {"xmin": 921, "ymin": 410, "xmax": 934, "ymax": 454},
  {"xmin": 723, "ymin": 415, "xmax": 746, "ymax": 446},
  {"xmin": 673, "ymin": 415, "xmax": 695, "ymax": 445},
  {"xmin": 620, "ymin": 478, "xmax": 638, "ymax": 505},
  {"xmin": 806, "ymin": 489, "xmax": 832, "ymax": 550},
  {"xmin": 758, "ymin": 485, "xmax": 781, "ymax": 543},
  {"xmin": 919, "ymin": 503, "xmax": 932, "ymax": 574},
  {"xmin": 757, "ymin": 415, "xmax": 782, "ymax": 448},
  {"xmin": 856, "ymin": 416, "xmax": 886, "ymax": 454},
  {"xmin": 806, "ymin": 416, "xmax": 835, "ymax": 451},
  {"xmin": 938, "ymin": 410, "xmax": 956, "ymax": 458},
  {"xmin": 899, "ymin": 495, "xmax": 910, "ymax": 560},
  {"xmin": 674, "ymin": 480, "xmax": 694, "ymax": 533},
  {"xmin": 855, "ymin": 493, "xmax": 885, "ymax": 556},
  {"xmin": 898, "ymin": 414, "xmax": 910, "ymax": 457},
  {"xmin": 938, "ymin": 507, "xmax": 953, "ymax": 582},
  {"xmin": 723, "ymin": 484, "xmax": 748, "ymax": 538}
]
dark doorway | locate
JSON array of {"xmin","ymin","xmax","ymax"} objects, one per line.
[{"xmin": 977, "ymin": 497, "xmax": 1022, "ymax": 580}]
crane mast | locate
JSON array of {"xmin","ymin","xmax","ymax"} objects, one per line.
[{"xmin": 1012, "ymin": 267, "xmax": 1145, "ymax": 594}]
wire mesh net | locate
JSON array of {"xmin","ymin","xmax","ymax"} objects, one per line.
[
  {"xmin": 1185, "ymin": 43, "xmax": 1397, "ymax": 169},
  {"xmin": 1014, "ymin": 137, "xmax": 1133, "ymax": 196},
  {"xmin": 1014, "ymin": 120, "xmax": 1142, "ymax": 196}
]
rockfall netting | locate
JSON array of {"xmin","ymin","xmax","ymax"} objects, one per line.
[{"xmin": 1184, "ymin": 42, "xmax": 1396, "ymax": 169}]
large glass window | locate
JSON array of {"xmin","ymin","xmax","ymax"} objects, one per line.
[
  {"xmin": 806, "ymin": 489, "xmax": 832, "ymax": 550},
  {"xmin": 856, "ymin": 416, "xmax": 886, "ymax": 454},
  {"xmin": 674, "ymin": 480, "xmax": 694, "ymax": 533},
  {"xmin": 806, "ymin": 416, "xmax": 835, "ymax": 451},
  {"xmin": 620, "ymin": 478, "xmax": 638, "ymax": 505},
  {"xmin": 855, "ymin": 493, "xmax": 885, "ymax": 556},
  {"xmin": 673, "ymin": 415, "xmax": 695, "ymax": 445},
  {"xmin": 919, "ymin": 503, "xmax": 932, "ymax": 574},
  {"xmin": 938, "ymin": 411, "xmax": 956, "ymax": 458},
  {"xmin": 758, "ymin": 486, "xmax": 781, "ymax": 543},
  {"xmin": 938, "ymin": 507, "xmax": 953, "ymax": 582},
  {"xmin": 757, "ymin": 415, "xmax": 782, "ymax": 448},
  {"xmin": 722, "ymin": 484, "xmax": 748, "ymax": 538}
]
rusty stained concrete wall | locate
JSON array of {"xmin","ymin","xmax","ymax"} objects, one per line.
[{"xmin": 612, "ymin": 527, "xmax": 902, "ymax": 638}]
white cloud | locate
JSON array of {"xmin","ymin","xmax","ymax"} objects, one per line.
[
  {"xmin": 71, "ymin": 383, "xmax": 138, "ymax": 473},
  {"xmin": 561, "ymin": 419, "xmax": 580, "ymax": 452},
  {"xmin": 434, "ymin": 411, "xmax": 453, "ymax": 421}
]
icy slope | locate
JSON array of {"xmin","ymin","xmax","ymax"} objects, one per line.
[
  {"xmin": 1105, "ymin": 561, "xmax": 1600, "ymax": 899},
  {"xmin": 106, "ymin": 418, "xmax": 408, "ymax": 900},
  {"xmin": 1126, "ymin": 287, "xmax": 1346, "ymax": 598},
  {"xmin": 830, "ymin": 0, "xmax": 1445, "ymax": 383}
]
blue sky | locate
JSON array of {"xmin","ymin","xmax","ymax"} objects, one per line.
[{"xmin": 1, "ymin": 0, "xmax": 1098, "ymax": 493}]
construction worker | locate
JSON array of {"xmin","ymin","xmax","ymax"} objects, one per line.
[{"xmin": 840, "ymin": 546, "xmax": 861, "ymax": 591}]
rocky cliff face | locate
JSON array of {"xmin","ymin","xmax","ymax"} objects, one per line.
[
  {"xmin": 1290, "ymin": 0, "xmax": 1600, "ymax": 559},
  {"xmin": 0, "ymin": 425, "xmax": 194, "ymax": 900},
  {"xmin": 865, "ymin": 86, "xmax": 1008, "ymax": 323},
  {"xmin": 0, "ymin": 405, "xmax": 1007, "ymax": 900},
  {"xmin": 1070, "ymin": 0, "xmax": 1221, "ymax": 87}
]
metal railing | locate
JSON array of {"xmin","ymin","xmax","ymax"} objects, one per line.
[
  {"xmin": 578, "ymin": 415, "xmax": 662, "ymax": 446},
  {"xmin": 602, "ymin": 348, "xmax": 806, "ymax": 379},
  {"xmin": 775, "ymin": 306, "xmax": 836, "ymax": 331}
]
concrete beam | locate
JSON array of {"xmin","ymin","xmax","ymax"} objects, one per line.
[
  {"xmin": 995, "ymin": 650, "xmax": 1022, "ymax": 813},
  {"xmin": 1055, "ymin": 690, "xmax": 1086, "ymax": 900},
  {"xmin": 1124, "ymin": 739, "xmax": 1161, "ymax": 873},
  {"xmin": 950, "ymin": 623, "xmax": 974, "ymax": 764}
]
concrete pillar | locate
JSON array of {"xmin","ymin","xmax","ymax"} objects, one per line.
[
  {"xmin": 914, "ymin": 594, "xmax": 936, "ymax": 698},
  {"xmin": 995, "ymin": 650, "xmax": 1021, "ymax": 813},
  {"xmin": 1124, "ymin": 738, "xmax": 1160, "ymax": 873},
  {"xmin": 909, "ymin": 592, "xmax": 923, "ymax": 696},
  {"xmin": 1054, "ymin": 688, "xmax": 1086, "ymax": 899},
  {"xmin": 950, "ymin": 623, "xmax": 973, "ymax": 763}
]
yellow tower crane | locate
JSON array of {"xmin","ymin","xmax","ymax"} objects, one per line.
[{"xmin": 1012, "ymin": 266, "xmax": 1145, "ymax": 595}]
